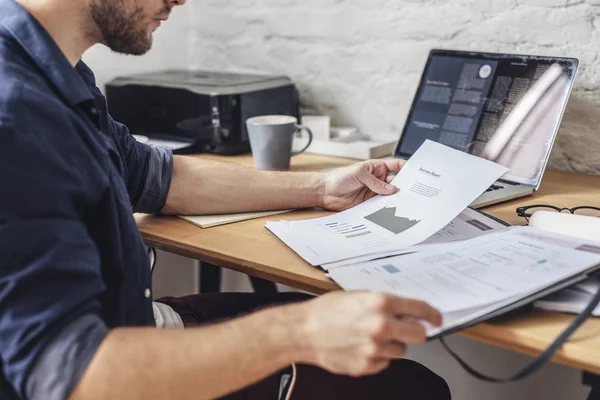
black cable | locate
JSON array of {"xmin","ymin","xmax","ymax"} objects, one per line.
[{"xmin": 440, "ymin": 284, "xmax": 600, "ymax": 382}]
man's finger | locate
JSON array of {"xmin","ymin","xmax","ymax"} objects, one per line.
[
  {"xmin": 360, "ymin": 169, "xmax": 398, "ymax": 195},
  {"xmin": 381, "ymin": 320, "xmax": 428, "ymax": 344},
  {"xmin": 382, "ymin": 297, "xmax": 442, "ymax": 327}
]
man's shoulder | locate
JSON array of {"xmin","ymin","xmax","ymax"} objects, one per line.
[
  {"xmin": 0, "ymin": 53, "xmax": 85, "ymax": 158},
  {"xmin": 0, "ymin": 29, "xmax": 62, "ymax": 118},
  {"xmin": 0, "ymin": 62, "xmax": 69, "ymax": 134}
]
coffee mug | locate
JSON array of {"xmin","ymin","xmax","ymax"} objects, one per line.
[{"xmin": 246, "ymin": 115, "xmax": 314, "ymax": 170}]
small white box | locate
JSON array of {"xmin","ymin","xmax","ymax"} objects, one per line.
[
  {"xmin": 306, "ymin": 138, "xmax": 396, "ymax": 160},
  {"xmin": 330, "ymin": 126, "xmax": 362, "ymax": 142},
  {"xmin": 301, "ymin": 115, "xmax": 331, "ymax": 141}
]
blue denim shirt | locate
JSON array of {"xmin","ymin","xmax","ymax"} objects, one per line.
[{"xmin": 0, "ymin": 0, "xmax": 173, "ymax": 397}]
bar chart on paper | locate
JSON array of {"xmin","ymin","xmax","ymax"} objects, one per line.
[
  {"xmin": 324, "ymin": 222, "xmax": 370, "ymax": 238},
  {"xmin": 317, "ymin": 203, "xmax": 429, "ymax": 252},
  {"xmin": 323, "ymin": 221, "xmax": 390, "ymax": 249}
]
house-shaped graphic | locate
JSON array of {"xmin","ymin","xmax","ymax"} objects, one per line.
[{"xmin": 364, "ymin": 207, "xmax": 421, "ymax": 234}]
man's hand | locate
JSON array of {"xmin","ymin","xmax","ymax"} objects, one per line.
[
  {"xmin": 321, "ymin": 159, "xmax": 405, "ymax": 211},
  {"xmin": 294, "ymin": 291, "xmax": 442, "ymax": 377}
]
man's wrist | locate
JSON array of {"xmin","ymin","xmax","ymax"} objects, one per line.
[
  {"xmin": 310, "ymin": 172, "xmax": 327, "ymax": 209},
  {"xmin": 262, "ymin": 302, "xmax": 316, "ymax": 366}
]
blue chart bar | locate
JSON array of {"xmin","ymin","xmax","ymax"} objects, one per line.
[
  {"xmin": 343, "ymin": 225, "xmax": 366, "ymax": 235},
  {"xmin": 382, "ymin": 264, "xmax": 401, "ymax": 274},
  {"xmin": 325, "ymin": 222, "xmax": 371, "ymax": 238}
]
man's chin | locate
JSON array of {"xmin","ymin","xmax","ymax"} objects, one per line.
[{"xmin": 106, "ymin": 37, "xmax": 153, "ymax": 56}]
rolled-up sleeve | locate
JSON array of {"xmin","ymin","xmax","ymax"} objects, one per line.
[
  {"xmin": 0, "ymin": 119, "xmax": 108, "ymax": 398},
  {"xmin": 25, "ymin": 314, "xmax": 109, "ymax": 400},
  {"xmin": 108, "ymin": 117, "xmax": 173, "ymax": 214},
  {"xmin": 134, "ymin": 144, "xmax": 173, "ymax": 214}
]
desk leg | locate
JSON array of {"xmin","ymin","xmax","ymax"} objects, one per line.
[
  {"xmin": 199, "ymin": 262, "xmax": 278, "ymax": 294},
  {"xmin": 583, "ymin": 372, "xmax": 600, "ymax": 400},
  {"xmin": 199, "ymin": 262, "xmax": 222, "ymax": 293},
  {"xmin": 249, "ymin": 276, "xmax": 278, "ymax": 294}
]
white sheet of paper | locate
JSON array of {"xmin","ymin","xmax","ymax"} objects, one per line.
[
  {"xmin": 535, "ymin": 288, "xmax": 600, "ymax": 317},
  {"xmin": 266, "ymin": 140, "xmax": 508, "ymax": 265},
  {"xmin": 534, "ymin": 275, "xmax": 600, "ymax": 316},
  {"xmin": 328, "ymin": 226, "xmax": 600, "ymax": 335},
  {"xmin": 182, "ymin": 210, "xmax": 291, "ymax": 228},
  {"xmin": 320, "ymin": 207, "xmax": 507, "ymax": 270}
]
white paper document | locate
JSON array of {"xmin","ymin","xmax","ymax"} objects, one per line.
[
  {"xmin": 320, "ymin": 207, "xmax": 508, "ymax": 270},
  {"xmin": 328, "ymin": 227, "xmax": 600, "ymax": 336},
  {"xmin": 266, "ymin": 140, "xmax": 508, "ymax": 266},
  {"xmin": 535, "ymin": 277, "xmax": 600, "ymax": 316},
  {"xmin": 181, "ymin": 210, "xmax": 291, "ymax": 229}
]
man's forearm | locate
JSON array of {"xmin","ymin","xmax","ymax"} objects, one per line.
[
  {"xmin": 161, "ymin": 155, "xmax": 325, "ymax": 215},
  {"xmin": 70, "ymin": 304, "xmax": 306, "ymax": 400}
]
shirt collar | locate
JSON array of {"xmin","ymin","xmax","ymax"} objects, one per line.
[{"xmin": 0, "ymin": 0, "xmax": 94, "ymax": 107}]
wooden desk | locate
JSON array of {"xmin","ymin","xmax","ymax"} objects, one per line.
[{"xmin": 137, "ymin": 153, "xmax": 600, "ymax": 375}]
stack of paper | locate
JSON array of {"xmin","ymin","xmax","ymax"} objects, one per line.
[
  {"xmin": 268, "ymin": 208, "xmax": 508, "ymax": 271},
  {"xmin": 535, "ymin": 278, "xmax": 600, "ymax": 316},
  {"xmin": 328, "ymin": 227, "xmax": 600, "ymax": 337},
  {"xmin": 266, "ymin": 140, "xmax": 509, "ymax": 267}
]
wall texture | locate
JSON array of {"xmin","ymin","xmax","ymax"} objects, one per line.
[{"xmin": 189, "ymin": 0, "xmax": 600, "ymax": 174}]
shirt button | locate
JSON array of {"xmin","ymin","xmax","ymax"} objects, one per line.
[
  {"xmin": 144, "ymin": 288, "xmax": 152, "ymax": 299},
  {"xmin": 90, "ymin": 107, "xmax": 99, "ymax": 116}
]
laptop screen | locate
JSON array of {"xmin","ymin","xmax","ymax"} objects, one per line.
[{"xmin": 394, "ymin": 49, "xmax": 578, "ymax": 186}]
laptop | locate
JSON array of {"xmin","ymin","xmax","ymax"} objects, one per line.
[{"xmin": 393, "ymin": 49, "xmax": 579, "ymax": 208}]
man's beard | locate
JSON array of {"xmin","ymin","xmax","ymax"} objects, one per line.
[{"xmin": 89, "ymin": 0, "xmax": 155, "ymax": 55}]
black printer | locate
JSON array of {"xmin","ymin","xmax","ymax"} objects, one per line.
[{"xmin": 105, "ymin": 70, "xmax": 300, "ymax": 155}]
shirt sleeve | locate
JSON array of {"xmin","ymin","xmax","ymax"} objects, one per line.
[
  {"xmin": 108, "ymin": 117, "xmax": 174, "ymax": 214},
  {"xmin": 75, "ymin": 60, "xmax": 174, "ymax": 214},
  {"xmin": 25, "ymin": 314, "xmax": 109, "ymax": 400},
  {"xmin": 0, "ymin": 117, "xmax": 108, "ymax": 398}
]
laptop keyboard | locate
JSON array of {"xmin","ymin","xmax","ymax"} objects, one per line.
[{"xmin": 485, "ymin": 184, "xmax": 505, "ymax": 192}]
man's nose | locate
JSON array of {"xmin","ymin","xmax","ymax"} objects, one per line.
[{"xmin": 166, "ymin": 0, "xmax": 186, "ymax": 7}]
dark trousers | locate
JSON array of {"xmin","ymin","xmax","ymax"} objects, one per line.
[{"xmin": 157, "ymin": 293, "xmax": 451, "ymax": 400}]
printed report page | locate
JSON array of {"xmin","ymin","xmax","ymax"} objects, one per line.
[
  {"xmin": 321, "ymin": 207, "xmax": 508, "ymax": 270},
  {"xmin": 266, "ymin": 140, "xmax": 508, "ymax": 265},
  {"xmin": 328, "ymin": 227, "xmax": 600, "ymax": 335}
]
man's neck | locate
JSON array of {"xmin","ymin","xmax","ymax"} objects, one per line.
[{"xmin": 16, "ymin": 0, "xmax": 97, "ymax": 66}]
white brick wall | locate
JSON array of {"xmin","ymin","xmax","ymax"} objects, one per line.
[{"xmin": 189, "ymin": 0, "xmax": 600, "ymax": 173}]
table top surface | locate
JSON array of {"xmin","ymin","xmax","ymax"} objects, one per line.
[{"xmin": 137, "ymin": 153, "xmax": 600, "ymax": 374}]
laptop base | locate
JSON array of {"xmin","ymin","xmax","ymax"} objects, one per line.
[{"xmin": 471, "ymin": 183, "xmax": 535, "ymax": 208}]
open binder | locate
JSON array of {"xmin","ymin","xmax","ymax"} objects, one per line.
[
  {"xmin": 325, "ymin": 220, "xmax": 600, "ymax": 337},
  {"xmin": 428, "ymin": 210, "xmax": 600, "ymax": 339}
]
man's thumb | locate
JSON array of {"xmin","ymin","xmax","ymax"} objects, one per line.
[{"xmin": 361, "ymin": 170, "xmax": 398, "ymax": 195}]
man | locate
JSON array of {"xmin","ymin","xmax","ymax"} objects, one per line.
[{"xmin": 0, "ymin": 0, "xmax": 451, "ymax": 398}]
